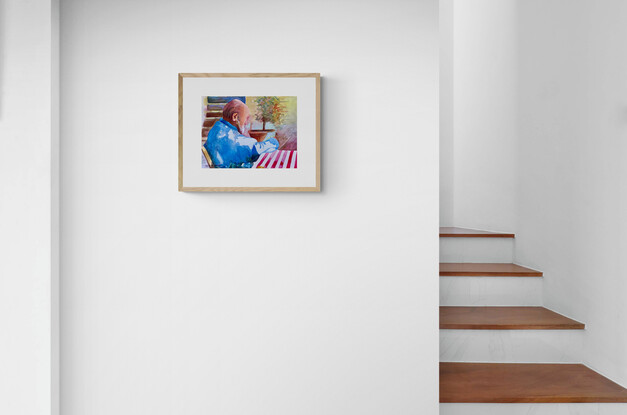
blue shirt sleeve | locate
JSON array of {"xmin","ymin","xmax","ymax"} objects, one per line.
[{"xmin": 254, "ymin": 138, "xmax": 279, "ymax": 154}]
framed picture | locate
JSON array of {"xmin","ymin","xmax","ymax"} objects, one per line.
[{"xmin": 178, "ymin": 73, "xmax": 320, "ymax": 192}]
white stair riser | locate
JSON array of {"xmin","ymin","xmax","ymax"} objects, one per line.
[
  {"xmin": 440, "ymin": 238, "xmax": 514, "ymax": 263},
  {"xmin": 441, "ymin": 403, "xmax": 627, "ymax": 415},
  {"xmin": 440, "ymin": 277, "xmax": 542, "ymax": 306},
  {"xmin": 440, "ymin": 330, "xmax": 583, "ymax": 363}
]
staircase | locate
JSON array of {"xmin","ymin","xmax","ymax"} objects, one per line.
[
  {"xmin": 201, "ymin": 96, "xmax": 247, "ymax": 145},
  {"xmin": 439, "ymin": 227, "xmax": 627, "ymax": 414}
]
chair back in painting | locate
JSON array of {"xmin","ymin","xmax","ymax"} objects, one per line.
[{"xmin": 201, "ymin": 146, "xmax": 214, "ymax": 168}]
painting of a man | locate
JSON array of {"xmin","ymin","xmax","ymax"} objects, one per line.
[{"xmin": 203, "ymin": 99, "xmax": 279, "ymax": 168}]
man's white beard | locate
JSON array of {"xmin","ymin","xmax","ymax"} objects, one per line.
[{"xmin": 239, "ymin": 123, "xmax": 250, "ymax": 137}]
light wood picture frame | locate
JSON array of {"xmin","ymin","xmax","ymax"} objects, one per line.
[{"xmin": 178, "ymin": 73, "xmax": 320, "ymax": 192}]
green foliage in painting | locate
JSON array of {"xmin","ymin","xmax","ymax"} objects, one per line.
[{"xmin": 254, "ymin": 96, "xmax": 287, "ymax": 130}]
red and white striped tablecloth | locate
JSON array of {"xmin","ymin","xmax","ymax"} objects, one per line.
[{"xmin": 253, "ymin": 150, "xmax": 297, "ymax": 169}]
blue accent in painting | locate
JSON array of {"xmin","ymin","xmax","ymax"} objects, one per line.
[
  {"xmin": 204, "ymin": 119, "xmax": 278, "ymax": 168},
  {"xmin": 206, "ymin": 96, "xmax": 246, "ymax": 104}
]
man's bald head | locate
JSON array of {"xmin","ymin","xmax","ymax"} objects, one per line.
[{"xmin": 222, "ymin": 99, "xmax": 250, "ymax": 130}]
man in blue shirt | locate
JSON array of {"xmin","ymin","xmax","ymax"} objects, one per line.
[{"xmin": 204, "ymin": 99, "xmax": 279, "ymax": 168}]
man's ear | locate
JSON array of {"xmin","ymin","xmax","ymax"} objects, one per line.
[{"xmin": 231, "ymin": 112, "xmax": 239, "ymax": 123}]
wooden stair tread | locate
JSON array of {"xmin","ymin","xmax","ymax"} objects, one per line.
[
  {"xmin": 440, "ymin": 306, "xmax": 585, "ymax": 330},
  {"xmin": 440, "ymin": 227, "xmax": 515, "ymax": 238},
  {"xmin": 440, "ymin": 362, "xmax": 627, "ymax": 403},
  {"xmin": 440, "ymin": 263, "xmax": 542, "ymax": 277}
]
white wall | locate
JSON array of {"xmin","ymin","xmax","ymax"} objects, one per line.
[
  {"xmin": 516, "ymin": 0, "xmax": 627, "ymax": 387},
  {"xmin": 0, "ymin": 1, "xmax": 58, "ymax": 414},
  {"xmin": 440, "ymin": 0, "xmax": 518, "ymax": 232},
  {"xmin": 60, "ymin": 1, "xmax": 439, "ymax": 414},
  {"xmin": 440, "ymin": 0, "xmax": 455, "ymax": 225}
]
